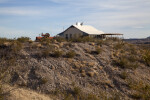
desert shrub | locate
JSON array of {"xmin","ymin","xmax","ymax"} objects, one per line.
[
  {"xmin": 114, "ymin": 42, "xmax": 124, "ymax": 50},
  {"xmin": 96, "ymin": 40, "xmax": 103, "ymax": 46},
  {"xmin": 87, "ymin": 71, "xmax": 95, "ymax": 77},
  {"xmin": 0, "ymin": 83, "xmax": 3, "ymax": 100},
  {"xmin": 95, "ymin": 47, "xmax": 102, "ymax": 54},
  {"xmin": 128, "ymin": 55, "xmax": 138, "ymax": 62},
  {"xmin": 40, "ymin": 77, "xmax": 48, "ymax": 84},
  {"xmin": 143, "ymin": 50, "xmax": 150, "ymax": 67},
  {"xmin": 64, "ymin": 93, "xmax": 74, "ymax": 100},
  {"xmin": 41, "ymin": 49, "xmax": 50, "ymax": 58},
  {"xmin": 70, "ymin": 36, "xmax": 95, "ymax": 43},
  {"xmin": 128, "ymin": 81, "xmax": 150, "ymax": 100},
  {"xmin": 11, "ymin": 41, "xmax": 22, "ymax": 53},
  {"xmin": 40, "ymin": 38, "xmax": 52, "ymax": 46},
  {"xmin": 113, "ymin": 57, "xmax": 139, "ymax": 69},
  {"xmin": 72, "ymin": 86, "xmax": 81, "ymax": 97},
  {"xmin": 17, "ymin": 37, "xmax": 30, "ymax": 43},
  {"xmin": 66, "ymin": 50, "xmax": 76, "ymax": 58},
  {"xmin": 86, "ymin": 93, "xmax": 99, "ymax": 100},
  {"xmin": 91, "ymin": 47, "xmax": 102, "ymax": 55},
  {"xmin": 53, "ymin": 37, "xmax": 66, "ymax": 42},
  {"xmin": 81, "ymin": 36, "xmax": 95, "ymax": 42},
  {"xmin": 129, "ymin": 46, "xmax": 137, "ymax": 55},
  {"xmin": 0, "ymin": 38, "xmax": 8, "ymax": 45},
  {"xmin": 110, "ymin": 37, "xmax": 121, "ymax": 41},
  {"xmin": 120, "ymin": 71, "xmax": 128, "ymax": 79},
  {"xmin": 53, "ymin": 50, "xmax": 63, "ymax": 58}
]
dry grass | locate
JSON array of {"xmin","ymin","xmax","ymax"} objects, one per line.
[
  {"xmin": 66, "ymin": 50, "xmax": 76, "ymax": 58},
  {"xmin": 87, "ymin": 71, "xmax": 95, "ymax": 77},
  {"xmin": 127, "ymin": 80, "xmax": 150, "ymax": 99},
  {"xmin": 143, "ymin": 50, "xmax": 150, "ymax": 67}
]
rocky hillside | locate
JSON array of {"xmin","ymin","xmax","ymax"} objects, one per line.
[{"xmin": 0, "ymin": 37, "xmax": 150, "ymax": 100}]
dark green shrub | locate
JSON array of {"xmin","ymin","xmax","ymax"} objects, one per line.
[
  {"xmin": 66, "ymin": 50, "xmax": 76, "ymax": 58},
  {"xmin": 17, "ymin": 37, "xmax": 30, "ymax": 43},
  {"xmin": 53, "ymin": 50, "xmax": 63, "ymax": 58}
]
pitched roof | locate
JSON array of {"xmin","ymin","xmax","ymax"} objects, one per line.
[{"xmin": 73, "ymin": 24, "xmax": 104, "ymax": 35}]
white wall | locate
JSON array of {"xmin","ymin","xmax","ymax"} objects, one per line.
[{"xmin": 62, "ymin": 27, "xmax": 83, "ymax": 39}]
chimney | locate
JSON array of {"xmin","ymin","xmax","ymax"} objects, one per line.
[{"xmin": 76, "ymin": 22, "xmax": 81, "ymax": 26}]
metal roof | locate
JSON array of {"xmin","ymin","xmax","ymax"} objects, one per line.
[{"xmin": 72, "ymin": 24, "xmax": 104, "ymax": 35}]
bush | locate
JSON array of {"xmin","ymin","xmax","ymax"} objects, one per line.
[
  {"xmin": 87, "ymin": 93, "xmax": 99, "ymax": 100},
  {"xmin": 72, "ymin": 86, "xmax": 81, "ymax": 96},
  {"xmin": 120, "ymin": 71, "xmax": 128, "ymax": 79},
  {"xmin": 11, "ymin": 41, "xmax": 23, "ymax": 53},
  {"xmin": 53, "ymin": 50, "xmax": 63, "ymax": 58},
  {"xmin": 53, "ymin": 37, "xmax": 66, "ymax": 42},
  {"xmin": 143, "ymin": 50, "xmax": 150, "ymax": 67},
  {"xmin": 17, "ymin": 37, "xmax": 30, "ymax": 43},
  {"xmin": 96, "ymin": 40, "xmax": 103, "ymax": 46},
  {"xmin": 128, "ymin": 81, "xmax": 150, "ymax": 100},
  {"xmin": 41, "ymin": 49, "xmax": 50, "ymax": 58},
  {"xmin": 0, "ymin": 83, "xmax": 3, "ymax": 100},
  {"xmin": 66, "ymin": 50, "xmax": 76, "ymax": 58},
  {"xmin": 70, "ymin": 36, "xmax": 95, "ymax": 42},
  {"xmin": 114, "ymin": 43, "xmax": 124, "ymax": 50},
  {"xmin": 113, "ymin": 57, "xmax": 139, "ymax": 69},
  {"xmin": 40, "ymin": 77, "xmax": 48, "ymax": 84},
  {"xmin": 95, "ymin": 47, "xmax": 102, "ymax": 54},
  {"xmin": 91, "ymin": 47, "xmax": 102, "ymax": 55}
]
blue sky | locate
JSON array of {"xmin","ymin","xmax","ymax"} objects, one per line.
[{"xmin": 0, "ymin": 0, "xmax": 150, "ymax": 40}]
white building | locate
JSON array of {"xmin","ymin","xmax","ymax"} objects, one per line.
[
  {"xmin": 58, "ymin": 23, "xmax": 123, "ymax": 39},
  {"xmin": 58, "ymin": 23, "xmax": 105, "ymax": 39}
]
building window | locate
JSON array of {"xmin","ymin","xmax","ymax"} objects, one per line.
[
  {"xmin": 70, "ymin": 34, "xmax": 72, "ymax": 38},
  {"xmin": 66, "ymin": 34, "xmax": 68, "ymax": 39}
]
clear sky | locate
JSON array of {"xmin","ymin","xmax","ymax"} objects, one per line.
[{"xmin": 0, "ymin": 0, "xmax": 150, "ymax": 40}]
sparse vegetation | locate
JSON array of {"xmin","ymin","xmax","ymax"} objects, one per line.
[
  {"xmin": 120, "ymin": 71, "xmax": 128, "ymax": 79},
  {"xmin": 143, "ymin": 50, "xmax": 150, "ymax": 67},
  {"xmin": 128, "ymin": 80, "xmax": 150, "ymax": 100},
  {"xmin": 66, "ymin": 50, "xmax": 76, "ymax": 58},
  {"xmin": 53, "ymin": 50, "xmax": 63, "ymax": 58},
  {"xmin": 95, "ymin": 47, "xmax": 102, "ymax": 54},
  {"xmin": 70, "ymin": 36, "xmax": 95, "ymax": 42},
  {"xmin": 41, "ymin": 49, "xmax": 50, "ymax": 58},
  {"xmin": 53, "ymin": 37, "xmax": 66, "ymax": 42},
  {"xmin": 17, "ymin": 37, "xmax": 30, "ymax": 43},
  {"xmin": 0, "ymin": 36, "xmax": 150, "ymax": 100},
  {"xmin": 40, "ymin": 77, "xmax": 48, "ymax": 84},
  {"xmin": 113, "ymin": 42, "xmax": 124, "ymax": 50},
  {"xmin": 0, "ymin": 83, "xmax": 3, "ymax": 100},
  {"xmin": 87, "ymin": 71, "xmax": 95, "ymax": 77},
  {"xmin": 113, "ymin": 55, "xmax": 139, "ymax": 69}
]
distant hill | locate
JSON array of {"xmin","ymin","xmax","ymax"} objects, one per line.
[
  {"xmin": 147, "ymin": 36, "xmax": 150, "ymax": 39},
  {"xmin": 125, "ymin": 36, "xmax": 150, "ymax": 44}
]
